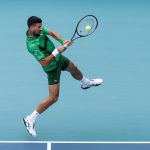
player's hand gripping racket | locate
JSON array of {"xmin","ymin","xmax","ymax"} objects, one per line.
[{"xmin": 64, "ymin": 15, "xmax": 98, "ymax": 48}]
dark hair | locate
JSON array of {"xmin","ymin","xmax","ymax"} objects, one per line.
[{"xmin": 27, "ymin": 16, "xmax": 42, "ymax": 28}]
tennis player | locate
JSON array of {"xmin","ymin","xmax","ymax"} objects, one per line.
[{"xmin": 23, "ymin": 16, "xmax": 103, "ymax": 137}]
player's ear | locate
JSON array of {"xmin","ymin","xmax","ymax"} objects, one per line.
[{"xmin": 30, "ymin": 25, "xmax": 35, "ymax": 32}]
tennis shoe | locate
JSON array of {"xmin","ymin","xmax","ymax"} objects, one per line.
[
  {"xmin": 81, "ymin": 78, "xmax": 103, "ymax": 89},
  {"xmin": 23, "ymin": 116, "xmax": 36, "ymax": 137}
]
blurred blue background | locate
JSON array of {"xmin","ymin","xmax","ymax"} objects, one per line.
[{"xmin": 0, "ymin": 0, "xmax": 150, "ymax": 141}]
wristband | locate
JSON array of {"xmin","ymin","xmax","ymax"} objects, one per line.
[
  {"xmin": 52, "ymin": 49, "xmax": 59, "ymax": 57},
  {"xmin": 58, "ymin": 37, "xmax": 64, "ymax": 45}
]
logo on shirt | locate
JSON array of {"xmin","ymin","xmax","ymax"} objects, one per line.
[{"xmin": 54, "ymin": 80, "xmax": 58, "ymax": 83}]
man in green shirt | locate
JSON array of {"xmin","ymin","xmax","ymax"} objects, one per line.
[{"xmin": 23, "ymin": 16, "xmax": 103, "ymax": 137}]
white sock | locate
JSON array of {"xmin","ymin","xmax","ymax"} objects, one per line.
[
  {"xmin": 28, "ymin": 110, "xmax": 39, "ymax": 123},
  {"xmin": 80, "ymin": 76, "xmax": 90, "ymax": 85}
]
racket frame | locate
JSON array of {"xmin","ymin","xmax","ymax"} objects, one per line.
[{"xmin": 71, "ymin": 15, "xmax": 98, "ymax": 41}]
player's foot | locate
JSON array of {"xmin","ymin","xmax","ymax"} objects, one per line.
[
  {"xmin": 23, "ymin": 116, "xmax": 36, "ymax": 137},
  {"xmin": 81, "ymin": 78, "xmax": 103, "ymax": 89}
]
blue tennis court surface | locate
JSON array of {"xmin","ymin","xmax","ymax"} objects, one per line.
[
  {"xmin": 0, "ymin": 0, "xmax": 150, "ymax": 141},
  {"xmin": 0, "ymin": 143, "xmax": 47, "ymax": 150},
  {"xmin": 52, "ymin": 143, "xmax": 150, "ymax": 150}
]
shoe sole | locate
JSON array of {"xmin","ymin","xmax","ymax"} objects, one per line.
[
  {"xmin": 81, "ymin": 83, "xmax": 101, "ymax": 90},
  {"xmin": 22, "ymin": 117, "xmax": 36, "ymax": 137}
]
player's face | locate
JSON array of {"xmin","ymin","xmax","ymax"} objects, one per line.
[{"xmin": 33, "ymin": 23, "xmax": 42, "ymax": 36}]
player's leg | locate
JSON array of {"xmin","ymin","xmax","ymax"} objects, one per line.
[
  {"xmin": 65, "ymin": 61, "xmax": 103, "ymax": 89},
  {"xmin": 36, "ymin": 84, "xmax": 60, "ymax": 114},
  {"xmin": 23, "ymin": 84, "xmax": 60, "ymax": 137},
  {"xmin": 23, "ymin": 65, "xmax": 62, "ymax": 137},
  {"xmin": 65, "ymin": 60, "xmax": 83, "ymax": 80}
]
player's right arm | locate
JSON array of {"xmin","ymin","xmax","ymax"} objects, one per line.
[
  {"xmin": 39, "ymin": 45, "xmax": 67, "ymax": 67},
  {"xmin": 28, "ymin": 44, "xmax": 67, "ymax": 67}
]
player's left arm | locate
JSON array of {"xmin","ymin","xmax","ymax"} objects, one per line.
[{"xmin": 47, "ymin": 30, "xmax": 72, "ymax": 47}]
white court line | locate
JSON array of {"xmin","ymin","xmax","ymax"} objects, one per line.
[
  {"xmin": 1, "ymin": 141, "xmax": 150, "ymax": 144},
  {"xmin": 47, "ymin": 142, "xmax": 51, "ymax": 150}
]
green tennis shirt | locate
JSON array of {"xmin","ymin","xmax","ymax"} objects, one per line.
[{"xmin": 26, "ymin": 26, "xmax": 61, "ymax": 71}]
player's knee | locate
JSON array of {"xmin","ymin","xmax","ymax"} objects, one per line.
[
  {"xmin": 72, "ymin": 63, "xmax": 78, "ymax": 72},
  {"xmin": 50, "ymin": 95, "xmax": 59, "ymax": 103},
  {"xmin": 74, "ymin": 65, "xmax": 78, "ymax": 71}
]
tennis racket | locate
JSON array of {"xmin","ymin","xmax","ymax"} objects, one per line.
[{"xmin": 64, "ymin": 15, "xmax": 98, "ymax": 47}]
